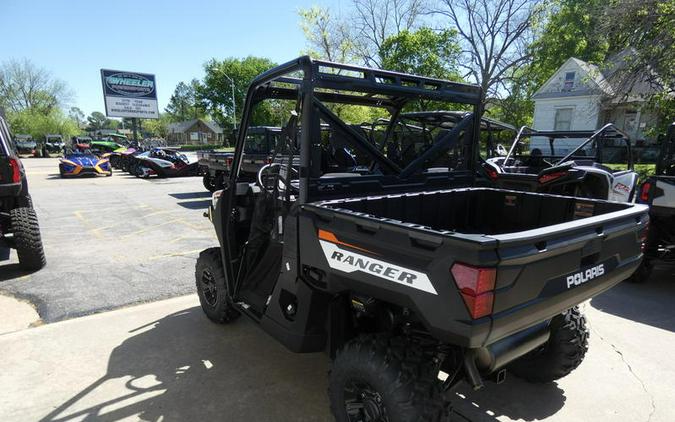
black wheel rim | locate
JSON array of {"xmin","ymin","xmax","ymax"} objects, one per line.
[
  {"xmin": 200, "ymin": 269, "xmax": 218, "ymax": 307},
  {"xmin": 344, "ymin": 379, "xmax": 387, "ymax": 422}
]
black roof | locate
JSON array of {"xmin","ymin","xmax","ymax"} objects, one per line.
[{"xmin": 248, "ymin": 56, "xmax": 483, "ymax": 108}]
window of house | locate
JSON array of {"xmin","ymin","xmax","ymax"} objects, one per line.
[
  {"xmin": 563, "ymin": 71, "xmax": 575, "ymax": 91},
  {"xmin": 554, "ymin": 108, "xmax": 573, "ymax": 131}
]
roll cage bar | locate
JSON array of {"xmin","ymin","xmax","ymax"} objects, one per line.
[
  {"xmin": 503, "ymin": 123, "xmax": 633, "ymax": 168},
  {"xmin": 232, "ymin": 56, "xmax": 483, "ymax": 203}
]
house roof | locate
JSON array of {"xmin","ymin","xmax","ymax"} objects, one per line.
[
  {"xmin": 533, "ymin": 57, "xmax": 614, "ymax": 99},
  {"xmin": 533, "ymin": 52, "xmax": 658, "ymax": 102},
  {"xmin": 167, "ymin": 119, "xmax": 223, "ymax": 134}
]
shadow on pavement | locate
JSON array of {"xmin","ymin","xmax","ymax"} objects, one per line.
[
  {"xmin": 38, "ymin": 306, "xmax": 332, "ymax": 422},
  {"xmin": 591, "ymin": 263, "xmax": 675, "ymax": 333},
  {"xmin": 169, "ymin": 192, "xmax": 211, "ymax": 200},
  {"xmin": 0, "ymin": 262, "xmax": 37, "ymax": 282},
  {"xmin": 450, "ymin": 378, "xmax": 566, "ymax": 421},
  {"xmin": 37, "ymin": 305, "xmax": 571, "ymax": 422},
  {"xmin": 175, "ymin": 199, "xmax": 211, "ymax": 210}
]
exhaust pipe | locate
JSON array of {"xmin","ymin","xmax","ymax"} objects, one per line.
[{"xmin": 474, "ymin": 322, "xmax": 550, "ymax": 374}]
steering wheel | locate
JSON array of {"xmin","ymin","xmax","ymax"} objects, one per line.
[{"xmin": 257, "ymin": 163, "xmax": 299, "ymax": 194}]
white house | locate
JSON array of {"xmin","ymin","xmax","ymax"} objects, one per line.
[{"xmin": 531, "ymin": 54, "xmax": 658, "ymax": 154}]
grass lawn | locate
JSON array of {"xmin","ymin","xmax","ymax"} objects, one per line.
[{"xmin": 606, "ymin": 163, "xmax": 656, "ymax": 181}]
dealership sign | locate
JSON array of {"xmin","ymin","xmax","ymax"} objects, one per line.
[{"xmin": 100, "ymin": 69, "xmax": 159, "ymax": 119}]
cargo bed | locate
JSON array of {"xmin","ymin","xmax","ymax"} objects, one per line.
[{"xmin": 303, "ymin": 187, "xmax": 649, "ymax": 347}]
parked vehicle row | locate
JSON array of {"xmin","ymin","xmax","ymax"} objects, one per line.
[{"xmin": 108, "ymin": 147, "xmax": 201, "ymax": 178}]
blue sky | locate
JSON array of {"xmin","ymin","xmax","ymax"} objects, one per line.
[{"xmin": 1, "ymin": 0, "xmax": 343, "ymax": 116}]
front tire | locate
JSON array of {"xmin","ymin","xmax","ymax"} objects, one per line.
[
  {"xmin": 195, "ymin": 247, "xmax": 240, "ymax": 323},
  {"xmin": 329, "ymin": 335, "xmax": 447, "ymax": 422},
  {"xmin": 509, "ymin": 306, "xmax": 589, "ymax": 383},
  {"xmin": 10, "ymin": 207, "xmax": 46, "ymax": 271},
  {"xmin": 203, "ymin": 174, "xmax": 216, "ymax": 192}
]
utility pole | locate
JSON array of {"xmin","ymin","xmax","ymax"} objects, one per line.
[
  {"xmin": 132, "ymin": 118, "xmax": 139, "ymax": 142},
  {"xmin": 222, "ymin": 73, "xmax": 237, "ymax": 130}
]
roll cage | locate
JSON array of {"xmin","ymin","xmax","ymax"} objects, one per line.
[
  {"xmin": 502, "ymin": 123, "xmax": 634, "ymax": 170},
  {"xmin": 230, "ymin": 56, "xmax": 483, "ymax": 203}
]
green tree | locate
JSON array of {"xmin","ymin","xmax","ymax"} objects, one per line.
[
  {"xmin": 197, "ymin": 56, "xmax": 280, "ymax": 128},
  {"xmin": 528, "ymin": 0, "xmax": 611, "ymax": 87},
  {"xmin": 8, "ymin": 108, "xmax": 79, "ymax": 140},
  {"xmin": 379, "ymin": 27, "xmax": 462, "ymax": 80},
  {"xmin": 298, "ymin": 6, "xmax": 355, "ymax": 63},
  {"xmin": 68, "ymin": 106, "xmax": 85, "ymax": 128},
  {"xmin": 600, "ymin": 0, "xmax": 674, "ymax": 133},
  {"xmin": 143, "ymin": 114, "xmax": 171, "ymax": 138},
  {"xmin": 165, "ymin": 79, "xmax": 205, "ymax": 122},
  {"xmin": 434, "ymin": 0, "xmax": 543, "ymax": 106},
  {"xmin": 0, "ymin": 59, "xmax": 73, "ymax": 113},
  {"xmin": 86, "ymin": 111, "xmax": 118, "ymax": 131}
]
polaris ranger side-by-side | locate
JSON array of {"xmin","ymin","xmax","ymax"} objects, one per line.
[
  {"xmin": 0, "ymin": 116, "xmax": 46, "ymax": 270},
  {"xmin": 194, "ymin": 57, "xmax": 648, "ymax": 421}
]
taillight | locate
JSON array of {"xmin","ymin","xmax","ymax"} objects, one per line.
[
  {"xmin": 226, "ymin": 157, "xmax": 234, "ymax": 168},
  {"xmin": 538, "ymin": 171, "xmax": 568, "ymax": 184},
  {"xmin": 639, "ymin": 182, "xmax": 652, "ymax": 203},
  {"xmin": 451, "ymin": 263, "xmax": 496, "ymax": 319},
  {"xmin": 483, "ymin": 164, "xmax": 498, "ymax": 181},
  {"xmin": 8, "ymin": 157, "xmax": 21, "ymax": 183}
]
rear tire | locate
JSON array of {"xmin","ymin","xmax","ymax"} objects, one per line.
[
  {"xmin": 195, "ymin": 247, "xmax": 240, "ymax": 323},
  {"xmin": 10, "ymin": 207, "xmax": 46, "ymax": 271},
  {"xmin": 509, "ymin": 306, "xmax": 589, "ymax": 383},
  {"xmin": 329, "ymin": 335, "xmax": 447, "ymax": 422}
]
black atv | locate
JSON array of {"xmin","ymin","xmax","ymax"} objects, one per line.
[
  {"xmin": 0, "ymin": 116, "xmax": 46, "ymax": 271},
  {"xmin": 194, "ymin": 57, "xmax": 648, "ymax": 421}
]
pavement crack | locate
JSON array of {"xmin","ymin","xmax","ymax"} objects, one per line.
[{"xmin": 592, "ymin": 326, "xmax": 656, "ymax": 422}]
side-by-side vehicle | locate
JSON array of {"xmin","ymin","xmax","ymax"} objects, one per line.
[
  {"xmin": 193, "ymin": 57, "xmax": 648, "ymax": 421},
  {"xmin": 485, "ymin": 125, "xmax": 639, "ymax": 202}
]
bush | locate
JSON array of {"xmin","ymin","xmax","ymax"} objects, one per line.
[{"xmin": 8, "ymin": 108, "xmax": 80, "ymax": 140}]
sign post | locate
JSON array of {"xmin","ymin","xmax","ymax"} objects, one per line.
[{"xmin": 100, "ymin": 70, "xmax": 159, "ymax": 142}]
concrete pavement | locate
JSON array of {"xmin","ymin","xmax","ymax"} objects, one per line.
[
  {"xmin": 2, "ymin": 278, "xmax": 674, "ymax": 422},
  {"xmin": 0, "ymin": 157, "xmax": 216, "ymax": 322},
  {"xmin": 0, "ymin": 294, "xmax": 40, "ymax": 334}
]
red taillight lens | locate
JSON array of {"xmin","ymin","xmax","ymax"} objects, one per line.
[
  {"xmin": 226, "ymin": 157, "xmax": 234, "ymax": 168},
  {"xmin": 451, "ymin": 263, "xmax": 496, "ymax": 319},
  {"xmin": 538, "ymin": 171, "xmax": 568, "ymax": 184},
  {"xmin": 9, "ymin": 157, "xmax": 21, "ymax": 183},
  {"xmin": 483, "ymin": 164, "xmax": 498, "ymax": 181},
  {"xmin": 460, "ymin": 293, "xmax": 494, "ymax": 320},
  {"xmin": 639, "ymin": 182, "xmax": 652, "ymax": 203}
]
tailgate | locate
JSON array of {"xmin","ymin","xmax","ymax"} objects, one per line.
[{"xmin": 486, "ymin": 201, "xmax": 649, "ymax": 344}]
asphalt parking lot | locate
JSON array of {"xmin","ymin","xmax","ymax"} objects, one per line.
[
  {"xmin": 0, "ymin": 157, "xmax": 215, "ymax": 321},
  {"xmin": 1, "ymin": 157, "xmax": 674, "ymax": 421}
]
